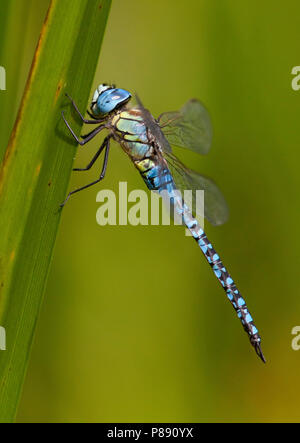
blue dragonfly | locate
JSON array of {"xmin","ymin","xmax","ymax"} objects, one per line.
[{"xmin": 61, "ymin": 84, "xmax": 265, "ymax": 363}]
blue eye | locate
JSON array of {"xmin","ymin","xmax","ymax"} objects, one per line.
[{"xmin": 92, "ymin": 88, "xmax": 131, "ymax": 115}]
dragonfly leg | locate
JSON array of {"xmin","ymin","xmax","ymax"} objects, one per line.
[
  {"xmin": 73, "ymin": 135, "xmax": 110, "ymax": 172},
  {"xmin": 65, "ymin": 93, "xmax": 104, "ymax": 124},
  {"xmin": 80, "ymin": 126, "xmax": 106, "ymax": 141},
  {"xmin": 60, "ymin": 136, "xmax": 111, "ymax": 207},
  {"xmin": 62, "ymin": 111, "xmax": 105, "ymax": 145}
]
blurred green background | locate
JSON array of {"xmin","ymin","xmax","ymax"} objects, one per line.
[{"xmin": 1, "ymin": 0, "xmax": 300, "ymax": 423}]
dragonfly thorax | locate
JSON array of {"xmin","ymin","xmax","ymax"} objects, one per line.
[
  {"xmin": 90, "ymin": 84, "xmax": 131, "ymax": 116},
  {"xmin": 111, "ymin": 108, "xmax": 154, "ymax": 160}
]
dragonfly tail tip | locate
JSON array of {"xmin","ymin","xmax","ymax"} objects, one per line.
[{"xmin": 255, "ymin": 342, "xmax": 266, "ymax": 364}]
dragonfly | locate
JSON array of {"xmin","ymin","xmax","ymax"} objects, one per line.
[{"xmin": 61, "ymin": 84, "xmax": 265, "ymax": 363}]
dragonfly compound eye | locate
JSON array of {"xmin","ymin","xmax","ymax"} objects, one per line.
[{"xmin": 90, "ymin": 86, "xmax": 131, "ymax": 116}]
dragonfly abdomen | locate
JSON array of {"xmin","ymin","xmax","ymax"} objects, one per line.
[
  {"xmin": 164, "ymin": 186, "xmax": 265, "ymax": 362},
  {"xmin": 134, "ymin": 157, "xmax": 175, "ymax": 193}
]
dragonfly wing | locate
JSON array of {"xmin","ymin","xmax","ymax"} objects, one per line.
[
  {"xmin": 135, "ymin": 94, "xmax": 172, "ymax": 153},
  {"xmin": 164, "ymin": 152, "xmax": 229, "ymax": 226},
  {"xmin": 159, "ymin": 99, "xmax": 212, "ymax": 155}
]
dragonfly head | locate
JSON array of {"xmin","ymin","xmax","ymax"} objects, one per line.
[{"xmin": 90, "ymin": 84, "xmax": 131, "ymax": 116}]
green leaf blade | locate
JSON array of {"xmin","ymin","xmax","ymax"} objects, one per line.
[{"xmin": 0, "ymin": 0, "xmax": 111, "ymax": 422}]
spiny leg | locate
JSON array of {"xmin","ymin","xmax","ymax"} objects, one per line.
[
  {"xmin": 65, "ymin": 93, "xmax": 104, "ymax": 124},
  {"xmin": 60, "ymin": 136, "xmax": 111, "ymax": 207},
  {"xmin": 80, "ymin": 126, "xmax": 107, "ymax": 142},
  {"xmin": 62, "ymin": 111, "xmax": 105, "ymax": 145},
  {"xmin": 73, "ymin": 135, "xmax": 110, "ymax": 172}
]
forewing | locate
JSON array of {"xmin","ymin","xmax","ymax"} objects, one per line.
[{"xmin": 160, "ymin": 99, "xmax": 212, "ymax": 155}]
